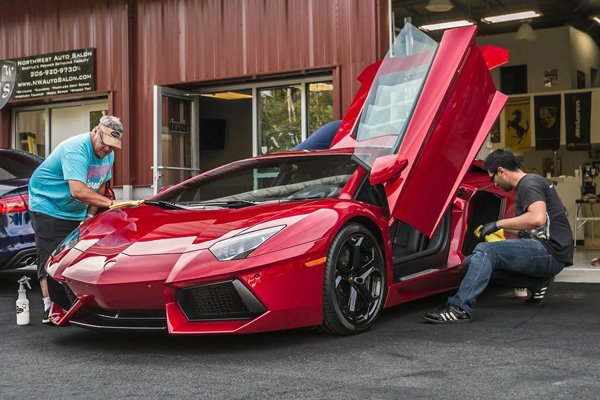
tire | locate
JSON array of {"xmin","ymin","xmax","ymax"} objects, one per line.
[{"xmin": 321, "ymin": 222, "xmax": 386, "ymax": 335}]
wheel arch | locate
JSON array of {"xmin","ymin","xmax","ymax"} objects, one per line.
[
  {"xmin": 345, "ymin": 215, "xmax": 384, "ymax": 250},
  {"xmin": 342, "ymin": 214, "xmax": 393, "ymax": 291},
  {"xmin": 321, "ymin": 217, "xmax": 388, "ymax": 334}
]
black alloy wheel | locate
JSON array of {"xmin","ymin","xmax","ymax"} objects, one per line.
[{"xmin": 322, "ymin": 222, "xmax": 386, "ymax": 335}]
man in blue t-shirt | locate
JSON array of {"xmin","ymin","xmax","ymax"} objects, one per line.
[{"xmin": 28, "ymin": 115, "xmax": 124, "ymax": 324}]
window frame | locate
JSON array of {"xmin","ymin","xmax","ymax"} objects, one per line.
[
  {"xmin": 11, "ymin": 98, "xmax": 109, "ymax": 157},
  {"xmin": 195, "ymin": 75, "xmax": 333, "ymax": 157}
]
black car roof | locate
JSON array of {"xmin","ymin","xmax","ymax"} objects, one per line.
[{"xmin": 0, "ymin": 148, "xmax": 44, "ymax": 163}]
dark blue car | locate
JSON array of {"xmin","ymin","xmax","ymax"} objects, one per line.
[{"xmin": 0, "ymin": 149, "xmax": 42, "ymax": 271}]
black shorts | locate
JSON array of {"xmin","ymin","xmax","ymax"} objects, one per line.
[{"xmin": 30, "ymin": 212, "xmax": 80, "ymax": 279}]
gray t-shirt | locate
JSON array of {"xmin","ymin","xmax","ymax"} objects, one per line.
[{"xmin": 515, "ymin": 174, "xmax": 573, "ymax": 265}]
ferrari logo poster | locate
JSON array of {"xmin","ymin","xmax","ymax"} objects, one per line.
[{"xmin": 504, "ymin": 97, "xmax": 531, "ymax": 154}]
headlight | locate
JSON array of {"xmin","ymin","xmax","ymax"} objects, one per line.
[
  {"xmin": 209, "ymin": 225, "xmax": 285, "ymax": 261},
  {"xmin": 51, "ymin": 227, "xmax": 80, "ymax": 257}
]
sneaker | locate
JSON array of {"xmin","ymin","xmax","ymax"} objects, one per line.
[
  {"xmin": 526, "ymin": 277, "xmax": 554, "ymax": 305},
  {"xmin": 423, "ymin": 304, "xmax": 471, "ymax": 324},
  {"xmin": 42, "ymin": 308, "xmax": 51, "ymax": 324},
  {"xmin": 514, "ymin": 288, "xmax": 529, "ymax": 299}
]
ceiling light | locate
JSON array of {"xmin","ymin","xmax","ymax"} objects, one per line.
[
  {"xmin": 481, "ymin": 11, "xmax": 542, "ymax": 24},
  {"xmin": 425, "ymin": 0, "xmax": 453, "ymax": 13},
  {"xmin": 515, "ymin": 22, "xmax": 537, "ymax": 41},
  {"xmin": 592, "ymin": 16, "xmax": 600, "ymax": 25},
  {"xmin": 199, "ymin": 91, "xmax": 252, "ymax": 100},
  {"xmin": 419, "ymin": 20, "xmax": 474, "ymax": 32}
]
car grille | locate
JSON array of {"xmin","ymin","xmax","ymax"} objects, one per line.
[
  {"xmin": 177, "ymin": 279, "xmax": 266, "ymax": 321},
  {"xmin": 69, "ymin": 308, "xmax": 167, "ymax": 332},
  {"xmin": 62, "ymin": 283, "xmax": 78, "ymax": 308},
  {"xmin": 47, "ymin": 276, "xmax": 78, "ymax": 311}
]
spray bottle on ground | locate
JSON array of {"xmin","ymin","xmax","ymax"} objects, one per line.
[{"xmin": 16, "ymin": 276, "xmax": 32, "ymax": 326}]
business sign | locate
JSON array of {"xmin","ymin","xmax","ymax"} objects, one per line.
[
  {"xmin": 2, "ymin": 48, "xmax": 95, "ymax": 102},
  {"xmin": 0, "ymin": 60, "xmax": 16, "ymax": 110},
  {"xmin": 169, "ymin": 119, "xmax": 188, "ymax": 134}
]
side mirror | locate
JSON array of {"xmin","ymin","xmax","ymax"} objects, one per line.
[{"xmin": 369, "ymin": 155, "xmax": 408, "ymax": 186}]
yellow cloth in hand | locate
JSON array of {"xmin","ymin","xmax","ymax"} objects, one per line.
[
  {"xmin": 474, "ymin": 225, "xmax": 505, "ymax": 242},
  {"xmin": 109, "ymin": 200, "xmax": 145, "ymax": 209},
  {"xmin": 484, "ymin": 229, "xmax": 505, "ymax": 242}
]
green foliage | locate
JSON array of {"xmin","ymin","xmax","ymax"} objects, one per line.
[
  {"xmin": 308, "ymin": 87, "xmax": 333, "ymax": 134},
  {"xmin": 260, "ymin": 86, "xmax": 301, "ymax": 154},
  {"xmin": 259, "ymin": 83, "xmax": 333, "ymax": 154}
]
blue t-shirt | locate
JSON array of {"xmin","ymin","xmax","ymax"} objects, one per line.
[
  {"xmin": 293, "ymin": 120, "xmax": 342, "ymax": 151},
  {"xmin": 29, "ymin": 133, "xmax": 113, "ymax": 221}
]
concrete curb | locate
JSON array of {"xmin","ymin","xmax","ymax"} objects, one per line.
[{"xmin": 555, "ymin": 267, "xmax": 600, "ymax": 283}]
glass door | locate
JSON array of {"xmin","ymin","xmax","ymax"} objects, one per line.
[
  {"xmin": 14, "ymin": 109, "xmax": 47, "ymax": 156},
  {"xmin": 153, "ymin": 86, "xmax": 198, "ymax": 194}
]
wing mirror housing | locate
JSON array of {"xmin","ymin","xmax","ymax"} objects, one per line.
[{"xmin": 369, "ymin": 155, "xmax": 408, "ymax": 186}]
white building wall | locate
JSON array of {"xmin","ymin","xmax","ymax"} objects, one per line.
[
  {"xmin": 476, "ymin": 26, "xmax": 576, "ymax": 93},
  {"xmin": 569, "ymin": 26, "xmax": 600, "ymax": 88}
]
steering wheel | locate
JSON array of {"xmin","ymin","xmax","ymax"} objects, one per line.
[{"xmin": 288, "ymin": 185, "xmax": 337, "ymax": 200}]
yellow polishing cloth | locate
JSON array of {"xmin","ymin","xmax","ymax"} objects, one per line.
[
  {"xmin": 484, "ymin": 229, "xmax": 505, "ymax": 242},
  {"xmin": 109, "ymin": 200, "xmax": 145, "ymax": 209},
  {"xmin": 474, "ymin": 225, "xmax": 505, "ymax": 242}
]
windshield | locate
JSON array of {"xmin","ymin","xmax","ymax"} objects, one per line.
[
  {"xmin": 156, "ymin": 155, "xmax": 359, "ymax": 207},
  {"xmin": 353, "ymin": 24, "xmax": 438, "ymax": 168}
]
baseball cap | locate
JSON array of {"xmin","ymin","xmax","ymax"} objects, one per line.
[{"xmin": 98, "ymin": 124, "xmax": 123, "ymax": 149}]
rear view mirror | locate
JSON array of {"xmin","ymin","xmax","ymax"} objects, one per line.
[{"xmin": 369, "ymin": 155, "xmax": 408, "ymax": 186}]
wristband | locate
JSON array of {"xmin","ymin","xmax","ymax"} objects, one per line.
[{"xmin": 86, "ymin": 213, "xmax": 94, "ymax": 218}]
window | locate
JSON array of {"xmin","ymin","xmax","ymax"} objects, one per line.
[
  {"xmin": 257, "ymin": 78, "xmax": 334, "ymax": 155},
  {"xmin": 308, "ymin": 82, "xmax": 334, "ymax": 135},
  {"xmin": 15, "ymin": 109, "xmax": 46, "ymax": 156},
  {"xmin": 158, "ymin": 154, "xmax": 358, "ymax": 205},
  {"xmin": 501, "ymin": 65, "xmax": 528, "ymax": 95},
  {"xmin": 14, "ymin": 100, "xmax": 108, "ymax": 157},
  {"xmin": 259, "ymin": 85, "xmax": 302, "ymax": 154}
]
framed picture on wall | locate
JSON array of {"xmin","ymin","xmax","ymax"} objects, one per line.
[
  {"xmin": 542, "ymin": 156, "xmax": 561, "ymax": 177},
  {"xmin": 544, "ymin": 69, "xmax": 558, "ymax": 87}
]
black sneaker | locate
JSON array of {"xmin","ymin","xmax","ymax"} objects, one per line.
[
  {"xmin": 526, "ymin": 277, "xmax": 554, "ymax": 305},
  {"xmin": 42, "ymin": 308, "xmax": 51, "ymax": 324},
  {"xmin": 423, "ymin": 304, "xmax": 471, "ymax": 324}
]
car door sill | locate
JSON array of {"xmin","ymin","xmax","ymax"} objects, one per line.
[{"xmin": 398, "ymin": 268, "xmax": 440, "ymax": 282}]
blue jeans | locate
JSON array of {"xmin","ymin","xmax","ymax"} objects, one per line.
[{"xmin": 447, "ymin": 239, "xmax": 565, "ymax": 317}]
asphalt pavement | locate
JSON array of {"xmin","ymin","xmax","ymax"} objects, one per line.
[{"xmin": 0, "ymin": 267, "xmax": 599, "ymax": 399}]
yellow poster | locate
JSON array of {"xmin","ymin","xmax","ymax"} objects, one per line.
[{"xmin": 504, "ymin": 97, "xmax": 532, "ymax": 154}]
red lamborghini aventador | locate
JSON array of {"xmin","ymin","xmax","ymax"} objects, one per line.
[{"xmin": 46, "ymin": 24, "xmax": 515, "ymax": 335}]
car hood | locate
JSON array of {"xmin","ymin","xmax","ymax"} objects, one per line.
[{"xmin": 75, "ymin": 200, "xmax": 331, "ymax": 257}]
